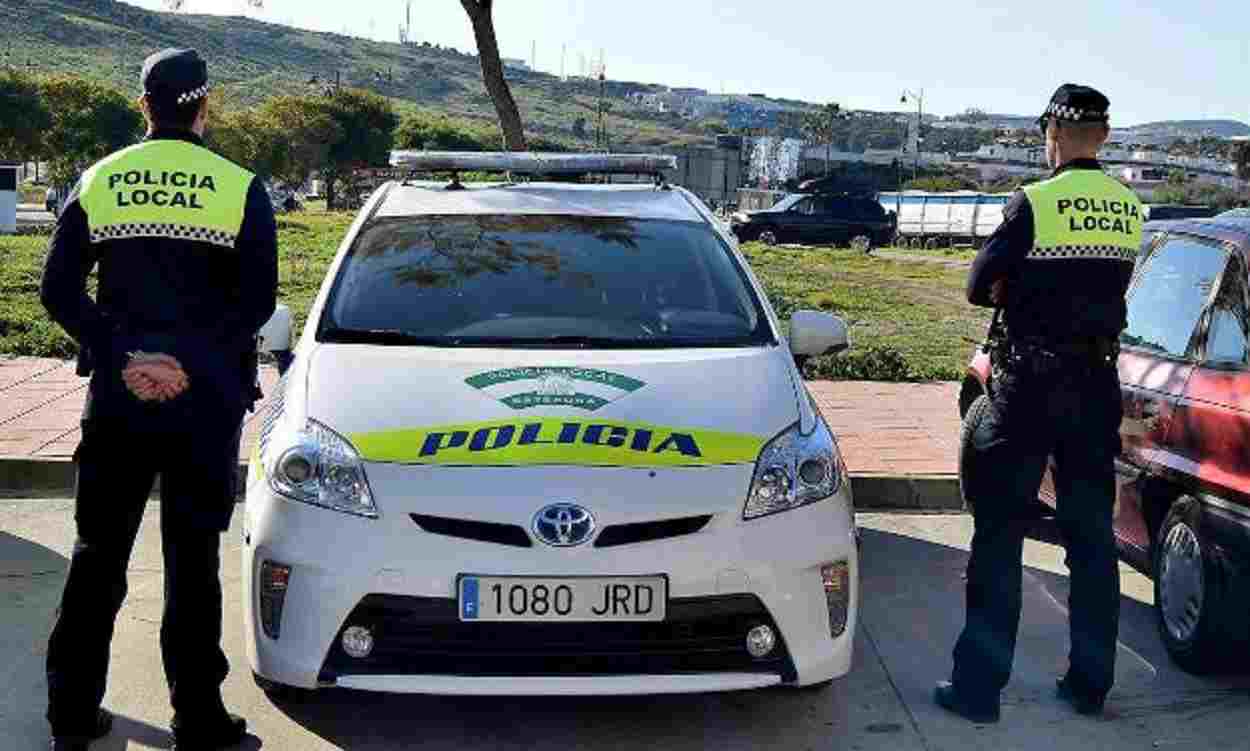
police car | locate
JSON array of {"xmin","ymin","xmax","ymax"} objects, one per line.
[{"xmin": 244, "ymin": 152, "xmax": 858, "ymax": 696}]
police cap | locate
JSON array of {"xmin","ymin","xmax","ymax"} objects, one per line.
[
  {"xmin": 1041, "ymin": 83, "xmax": 1110, "ymax": 125},
  {"xmin": 141, "ymin": 48, "xmax": 209, "ymax": 107}
]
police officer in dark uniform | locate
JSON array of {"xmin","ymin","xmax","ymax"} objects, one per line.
[
  {"xmin": 40, "ymin": 49, "xmax": 278, "ymax": 751},
  {"xmin": 934, "ymin": 84, "xmax": 1143, "ymax": 723}
]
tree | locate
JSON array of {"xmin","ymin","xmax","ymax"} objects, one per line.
[
  {"xmin": 801, "ymin": 103, "xmax": 844, "ymax": 175},
  {"xmin": 1167, "ymin": 168, "xmax": 1188, "ymax": 187},
  {"xmin": 206, "ymin": 106, "xmax": 290, "ymax": 182},
  {"xmin": 395, "ymin": 110, "xmax": 495, "ymax": 151},
  {"xmin": 40, "ymin": 75, "xmax": 143, "ymax": 185},
  {"xmin": 315, "ymin": 88, "xmax": 398, "ymax": 209},
  {"xmin": 257, "ymin": 95, "xmax": 342, "ymax": 190},
  {"xmin": 459, "ymin": 0, "xmax": 527, "ymax": 151},
  {"xmin": 1235, "ymin": 141, "xmax": 1250, "ymax": 181},
  {"xmin": 0, "ymin": 69, "xmax": 51, "ymax": 166}
]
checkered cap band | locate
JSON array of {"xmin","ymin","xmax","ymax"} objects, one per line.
[
  {"xmin": 1027, "ymin": 245, "xmax": 1136, "ymax": 262},
  {"xmin": 175, "ymin": 84, "xmax": 209, "ymax": 105},
  {"xmin": 1046, "ymin": 102, "xmax": 1106, "ymax": 122},
  {"xmin": 90, "ymin": 222, "xmax": 236, "ymax": 248}
]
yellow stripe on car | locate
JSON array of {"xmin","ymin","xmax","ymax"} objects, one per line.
[{"xmin": 349, "ymin": 419, "xmax": 766, "ymax": 467}]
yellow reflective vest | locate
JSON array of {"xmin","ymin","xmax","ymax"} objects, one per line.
[
  {"xmin": 78, "ymin": 139, "xmax": 254, "ymax": 249},
  {"xmin": 1022, "ymin": 168, "xmax": 1144, "ymax": 263}
]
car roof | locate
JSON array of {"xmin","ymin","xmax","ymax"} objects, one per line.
[
  {"xmin": 373, "ymin": 182, "xmax": 707, "ymax": 223},
  {"xmin": 1145, "ymin": 216, "xmax": 1250, "ymax": 261}
]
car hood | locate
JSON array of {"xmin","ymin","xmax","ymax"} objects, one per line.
[{"xmin": 304, "ymin": 344, "xmax": 799, "ymax": 469}]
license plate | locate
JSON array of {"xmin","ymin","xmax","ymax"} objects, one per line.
[{"xmin": 458, "ymin": 575, "xmax": 667, "ymax": 622}]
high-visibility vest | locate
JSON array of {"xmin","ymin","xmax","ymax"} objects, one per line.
[
  {"xmin": 78, "ymin": 139, "xmax": 254, "ymax": 249},
  {"xmin": 1022, "ymin": 168, "xmax": 1144, "ymax": 264}
]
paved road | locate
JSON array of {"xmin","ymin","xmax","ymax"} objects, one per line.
[{"xmin": 4, "ymin": 502, "xmax": 1249, "ymax": 750}]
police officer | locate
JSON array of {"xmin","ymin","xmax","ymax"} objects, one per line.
[
  {"xmin": 40, "ymin": 49, "xmax": 278, "ymax": 750},
  {"xmin": 935, "ymin": 84, "xmax": 1142, "ymax": 723}
]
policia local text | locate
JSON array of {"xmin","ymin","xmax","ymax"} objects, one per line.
[
  {"xmin": 1056, "ymin": 196, "xmax": 1140, "ymax": 235},
  {"xmin": 108, "ymin": 169, "xmax": 217, "ymax": 209}
]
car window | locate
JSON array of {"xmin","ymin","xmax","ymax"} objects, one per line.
[
  {"xmin": 1205, "ymin": 252, "xmax": 1249, "ymax": 367},
  {"xmin": 1122, "ymin": 236, "xmax": 1227, "ymax": 358},
  {"xmin": 322, "ymin": 214, "xmax": 772, "ymax": 348}
]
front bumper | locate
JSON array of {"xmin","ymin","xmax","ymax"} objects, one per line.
[{"xmin": 242, "ymin": 467, "xmax": 858, "ymax": 695}]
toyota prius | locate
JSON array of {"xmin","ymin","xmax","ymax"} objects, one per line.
[{"xmin": 243, "ymin": 152, "xmax": 859, "ymax": 697}]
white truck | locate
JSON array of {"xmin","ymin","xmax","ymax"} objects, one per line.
[{"xmin": 878, "ymin": 191, "xmax": 1011, "ymax": 249}]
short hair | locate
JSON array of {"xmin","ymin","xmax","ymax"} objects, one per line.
[
  {"xmin": 145, "ymin": 95, "xmax": 205, "ymax": 131},
  {"xmin": 1056, "ymin": 120, "xmax": 1109, "ymax": 144}
]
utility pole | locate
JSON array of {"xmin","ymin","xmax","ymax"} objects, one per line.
[
  {"xmin": 901, "ymin": 88, "xmax": 925, "ymax": 181},
  {"xmin": 595, "ymin": 55, "xmax": 608, "ymax": 153},
  {"xmin": 560, "ymin": 44, "xmax": 566, "ymax": 81}
]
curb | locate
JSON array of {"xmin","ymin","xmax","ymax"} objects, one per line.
[
  {"xmin": 850, "ymin": 473, "xmax": 963, "ymax": 512},
  {"xmin": 0, "ymin": 458, "xmax": 963, "ymax": 512}
]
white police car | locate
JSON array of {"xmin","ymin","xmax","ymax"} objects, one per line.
[{"xmin": 244, "ymin": 153, "xmax": 858, "ymax": 696}]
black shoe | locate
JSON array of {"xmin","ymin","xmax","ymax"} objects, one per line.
[
  {"xmin": 171, "ymin": 713, "xmax": 247, "ymax": 750},
  {"xmin": 934, "ymin": 681, "xmax": 1001, "ymax": 724},
  {"xmin": 50, "ymin": 708, "xmax": 114, "ymax": 750},
  {"xmin": 1056, "ymin": 677, "xmax": 1105, "ymax": 716}
]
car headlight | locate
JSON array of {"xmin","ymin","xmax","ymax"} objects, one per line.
[
  {"xmin": 744, "ymin": 421, "xmax": 843, "ymax": 520},
  {"xmin": 268, "ymin": 419, "xmax": 378, "ymax": 518}
]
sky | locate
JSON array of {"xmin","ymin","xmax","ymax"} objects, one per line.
[{"xmin": 121, "ymin": 0, "xmax": 1249, "ymax": 127}]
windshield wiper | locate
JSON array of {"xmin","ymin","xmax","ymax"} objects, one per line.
[{"xmin": 319, "ymin": 327, "xmax": 451, "ymax": 346}]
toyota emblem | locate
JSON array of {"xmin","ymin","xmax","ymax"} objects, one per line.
[{"xmin": 533, "ymin": 503, "xmax": 596, "ymax": 547}]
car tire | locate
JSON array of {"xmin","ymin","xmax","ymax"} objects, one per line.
[
  {"xmin": 759, "ymin": 230, "xmax": 778, "ymax": 246},
  {"xmin": 1154, "ymin": 498, "xmax": 1246, "ymax": 674},
  {"xmin": 253, "ymin": 671, "xmax": 313, "ymax": 702},
  {"xmin": 851, "ymin": 235, "xmax": 872, "ymax": 253},
  {"xmin": 957, "ymin": 393, "xmax": 993, "ymax": 516}
]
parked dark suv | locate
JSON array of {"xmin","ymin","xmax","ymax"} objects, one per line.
[
  {"xmin": 960, "ymin": 214, "xmax": 1250, "ymax": 674},
  {"xmin": 730, "ymin": 192, "xmax": 895, "ymax": 248}
]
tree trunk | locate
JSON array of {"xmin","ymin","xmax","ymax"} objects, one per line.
[{"xmin": 460, "ymin": 0, "xmax": 527, "ymax": 151}]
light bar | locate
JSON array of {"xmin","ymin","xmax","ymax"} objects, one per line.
[{"xmin": 390, "ymin": 151, "xmax": 677, "ymax": 175}]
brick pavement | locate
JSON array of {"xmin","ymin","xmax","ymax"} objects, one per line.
[{"xmin": 0, "ymin": 357, "xmax": 959, "ymax": 476}]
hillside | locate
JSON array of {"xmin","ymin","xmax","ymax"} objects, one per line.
[
  {"xmin": 1122, "ymin": 120, "xmax": 1250, "ymax": 139},
  {"xmin": 6, "ymin": 0, "xmax": 716, "ymax": 148}
]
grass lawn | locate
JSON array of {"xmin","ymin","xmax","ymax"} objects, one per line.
[{"xmin": 1, "ymin": 214, "xmax": 987, "ymax": 381}]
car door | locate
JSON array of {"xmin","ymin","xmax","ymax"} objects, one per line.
[
  {"xmin": 1110, "ymin": 233, "xmax": 1230, "ymax": 563},
  {"xmin": 781, "ymin": 197, "xmax": 817, "ymax": 244},
  {"xmin": 1169, "ymin": 245, "xmax": 1250, "ymax": 525}
]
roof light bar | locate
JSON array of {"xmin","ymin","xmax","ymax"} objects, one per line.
[{"xmin": 389, "ymin": 151, "xmax": 677, "ymax": 175}]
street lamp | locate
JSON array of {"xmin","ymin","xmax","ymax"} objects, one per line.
[{"xmin": 901, "ymin": 88, "xmax": 924, "ymax": 180}]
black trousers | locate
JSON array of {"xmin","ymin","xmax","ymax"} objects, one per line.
[
  {"xmin": 953, "ymin": 361, "xmax": 1123, "ymax": 702},
  {"xmin": 46, "ymin": 403, "xmax": 244, "ymax": 737}
]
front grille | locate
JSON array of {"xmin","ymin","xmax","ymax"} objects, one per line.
[
  {"xmin": 410, "ymin": 514, "xmax": 532, "ymax": 548},
  {"xmin": 594, "ymin": 515, "xmax": 713, "ymax": 548},
  {"xmin": 320, "ymin": 594, "xmax": 796, "ymax": 681}
]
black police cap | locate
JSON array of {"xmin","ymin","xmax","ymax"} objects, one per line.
[
  {"xmin": 1042, "ymin": 83, "xmax": 1110, "ymax": 124},
  {"xmin": 141, "ymin": 48, "xmax": 209, "ymax": 106}
]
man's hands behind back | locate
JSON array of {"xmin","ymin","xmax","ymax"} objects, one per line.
[{"xmin": 123, "ymin": 352, "xmax": 190, "ymax": 402}]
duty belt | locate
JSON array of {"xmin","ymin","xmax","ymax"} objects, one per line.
[{"xmin": 995, "ymin": 336, "xmax": 1119, "ymax": 375}]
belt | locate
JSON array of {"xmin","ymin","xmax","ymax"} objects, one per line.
[{"xmin": 995, "ymin": 337, "xmax": 1118, "ymax": 375}]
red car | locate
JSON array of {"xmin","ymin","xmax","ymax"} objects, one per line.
[{"xmin": 959, "ymin": 214, "xmax": 1250, "ymax": 673}]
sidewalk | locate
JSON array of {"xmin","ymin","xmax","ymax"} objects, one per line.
[{"xmin": 0, "ymin": 356, "xmax": 960, "ymax": 478}]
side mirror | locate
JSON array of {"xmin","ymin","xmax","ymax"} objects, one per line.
[
  {"xmin": 789, "ymin": 310, "xmax": 849, "ymax": 365},
  {"xmin": 258, "ymin": 304, "xmax": 295, "ymax": 374}
]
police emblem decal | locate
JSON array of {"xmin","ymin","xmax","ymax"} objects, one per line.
[{"xmin": 465, "ymin": 367, "xmax": 646, "ymax": 411}]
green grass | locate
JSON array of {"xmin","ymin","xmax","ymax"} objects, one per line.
[
  {"xmin": 1, "ymin": 216, "xmax": 988, "ymax": 381},
  {"xmin": 742, "ymin": 243, "xmax": 990, "ymax": 380},
  {"xmin": 0, "ymin": 208, "xmax": 353, "ymax": 359}
]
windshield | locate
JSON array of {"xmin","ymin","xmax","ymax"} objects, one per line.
[
  {"xmin": 769, "ymin": 194, "xmax": 806, "ymax": 212},
  {"xmin": 320, "ymin": 214, "xmax": 772, "ymax": 349}
]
